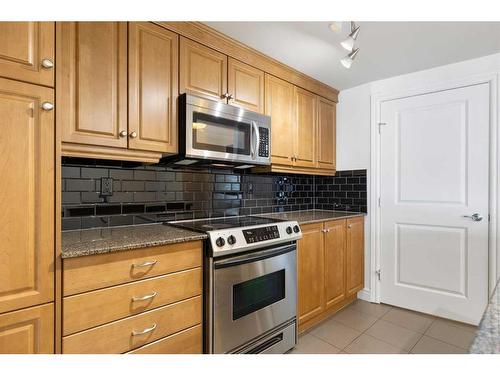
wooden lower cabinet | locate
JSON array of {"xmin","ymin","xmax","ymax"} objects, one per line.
[
  {"xmin": 128, "ymin": 324, "xmax": 202, "ymax": 354},
  {"xmin": 0, "ymin": 303, "xmax": 54, "ymax": 354},
  {"xmin": 298, "ymin": 218, "xmax": 364, "ymax": 332}
]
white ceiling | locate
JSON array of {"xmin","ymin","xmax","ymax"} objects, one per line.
[{"xmin": 205, "ymin": 22, "xmax": 500, "ymax": 90}]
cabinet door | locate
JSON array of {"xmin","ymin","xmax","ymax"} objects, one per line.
[
  {"xmin": 0, "ymin": 22, "xmax": 54, "ymax": 87},
  {"xmin": 317, "ymin": 97, "xmax": 336, "ymax": 171},
  {"xmin": 324, "ymin": 220, "xmax": 346, "ymax": 308},
  {"xmin": 179, "ymin": 37, "xmax": 227, "ymax": 102},
  {"xmin": 128, "ymin": 22, "xmax": 178, "ymax": 154},
  {"xmin": 58, "ymin": 22, "xmax": 128, "ymax": 148},
  {"xmin": 265, "ymin": 74, "xmax": 294, "ymax": 166},
  {"xmin": 346, "ymin": 217, "xmax": 364, "ymax": 297},
  {"xmin": 294, "ymin": 87, "xmax": 317, "ymax": 168},
  {"xmin": 227, "ymin": 58, "xmax": 264, "ymax": 113},
  {"xmin": 0, "ymin": 303, "xmax": 54, "ymax": 354},
  {"xmin": 297, "ymin": 223, "xmax": 324, "ymax": 327},
  {"xmin": 0, "ymin": 78, "xmax": 54, "ymax": 314}
]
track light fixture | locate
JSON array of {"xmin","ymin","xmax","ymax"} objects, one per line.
[{"xmin": 340, "ymin": 22, "xmax": 360, "ymax": 68}]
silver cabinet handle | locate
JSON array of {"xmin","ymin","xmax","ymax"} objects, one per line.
[
  {"xmin": 41, "ymin": 102, "xmax": 54, "ymax": 111},
  {"xmin": 131, "ymin": 323, "xmax": 157, "ymax": 336},
  {"xmin": 131, "ymin": 292, "xmax": 157, "ymax": 302},
  {"xmin": 129, "ymin": 131, "xmax": 137, "ymax": 138},
  {"xmin": 132, "ymin": 260, "xmax": 157, "ymax": 268},
  {"xmin": 41, "ymin": 58, "xmax": 54, "ymax": 69},
  {"xmin": 119, "ymin": 130, "xmax": 127, "ymax": 137},
  {"xmin": 463, "ymin": 213, "xmax": 483, "ymax": 222}
]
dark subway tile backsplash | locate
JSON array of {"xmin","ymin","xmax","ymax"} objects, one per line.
[{"xmin": 61, "ymin": 157, "xmax": 367, "ymax": 230}]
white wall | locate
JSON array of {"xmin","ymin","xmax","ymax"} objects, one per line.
[{"xmin": 337, "ymin": 53, "xmax": 500, "ymax": 300}]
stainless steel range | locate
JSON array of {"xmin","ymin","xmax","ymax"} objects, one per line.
[{"xmin": 169, "ymin": 215, "xmax": 302, "ymax": 354}]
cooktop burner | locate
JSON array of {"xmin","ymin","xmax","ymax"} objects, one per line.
[{"xmin": 169, "ymin": 215, "xmax": 283, "ymax": 233}]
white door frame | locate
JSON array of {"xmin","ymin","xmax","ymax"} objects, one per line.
[{"xmin": 369, "ymin": 72, "xmax": 499, "ymax": 303}]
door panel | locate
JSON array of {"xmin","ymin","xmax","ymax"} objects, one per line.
[
  {"xmin": 228, "ymin": 58, "xmax": 264, "ymax": 113},
  {"xmin": 128, "ymin": 22, "xmax": 178, "ymax": 154},
  {"xmin": 346, "ymin": 217, "xmax": 364, "ymax": 297},
  {"xmin": 380, "ymin": 84, "xmax": 489, "ymax": 324},
  {"xmin": 264, "ymin": 74, "xmax": 294, "ymax": 166},
  {"xmin": 294, "ymin": 87, "xmax": 316, "ymax": 168},
  {"xmin": 297, "ymin": 223, "xmax": 324, "ymax": 326},
  {"xmin": 0, "ymin": 22, "xmax": 54, "ymax": 87},
  {"xmin": 0, "ymin": 78, "xmax": 54, "ymax": 313},
  {"xmin": 0, "ymin": 303, "xmax": 54, "ymax": 354},
  {"xmin": 179, "ymin": 37, "xmax": 227, "ymax": 102},
  {"xmin": 324, "ymin": 220, "xmax": 346, "ymax": 308},
  {"xmin": 58, "ymin": 22, "xmax": 128, "ymax": 148},
  {"xmin": 317, "ymin": 97, "xmax": 336, "ymax": 171}
]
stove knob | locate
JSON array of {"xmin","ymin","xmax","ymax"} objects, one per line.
[
  {"xmin": 227, "ymin": 235, "xmax": 236, "ymax": 245},
  {"xmin": 215, "ymin": 237, "xmax": 225, "ymax": 247},
  {"xmin": 286, "ymin": 226, "xmax": 293, "ymax": 235},
  {"xmin": 293, "ymin": 225, "xmax": 300, "ymax": 233}
]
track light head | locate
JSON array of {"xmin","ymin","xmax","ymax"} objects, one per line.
[
  {"xmin": 341, "ymin": 48, "xmax": 359, "ymax": 69},
  {"xmin": 340, "ymin": 22, "xmax": 360, "ymax": 52}
]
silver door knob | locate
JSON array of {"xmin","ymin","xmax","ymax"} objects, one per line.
[
  {"xmin": 463, "ymin": 213, "xmax": 483, "ymax": 222},
  {"xmin": 119, "ymin": 130, "xmax": 127, "ymax": 138},
  {"xmin": 41, "ymin": 58, "xmax": 54, "ymax": 69},
  {"xmin": 41, "ymin": 102, "xmax": 54, "ymax": 111},
  {"xmin": 129, "ymin": 131, "xmax": 137, "ymax": 139}
]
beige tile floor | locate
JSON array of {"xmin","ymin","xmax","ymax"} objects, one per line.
[{"xmin": 290, "ymin": 300, "xmax": 478, "ymax": 354}]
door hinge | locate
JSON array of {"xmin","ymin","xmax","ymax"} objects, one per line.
[
  {"xmin": 375, "ymin": 269, "xmax": 381, "ymax": 281},
  {"xmin": 378, "ymin": 122, "xmax": 387, "ymax": 134}
]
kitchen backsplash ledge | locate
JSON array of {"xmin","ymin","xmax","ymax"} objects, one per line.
[{"xmin": 61, "ymin": 157, "xmax": 367, "ymax": 230}]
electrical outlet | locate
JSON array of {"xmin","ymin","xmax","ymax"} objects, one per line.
[{"xmin": 100, "ymin": 177, "xmax": 113, "ymax": 197}]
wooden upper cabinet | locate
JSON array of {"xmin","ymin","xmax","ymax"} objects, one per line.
[
  {"xmin": 324, "ymin": 220, "xmax": 346, "ymax": 308},
  {"xmin": 0, "ymin": 78, "xmax": 54, "ymax": 314},
  {"xmin": 317, "ymin": 97, "xmax": 336, "ymax": 171},
  {"xmin": 228, "ymin": 58, "xmax": 264, "ymax": 113},
  {"xmin": 0, "ymin": 22, "xmax": 54, "ymax": 87},
  {"xmin": 294, "ymin": 87, "xmax": 317, "ymax": 168},
  {"xmin": 0, "ymin": 303, "xmax": 54, "ymax": 354},
  {"xmin": 58, "ymin": 22, "xmax": 128, "ymax": 148},
  {"xmin": 265, "ymin": 74, "xmax": 294, "ymax": 166},
  {"xmin": 346, "ymin": 217, "xmax": 365, "ymax": 297},
  {"xmin": 128, "ymin": 22, "xmax": 178, "ymax": 154},
  {"xmin": 179, "ymin": 37, "xmax": 227, "ymax": 101},
  {"xmin": 297, "ymin": 223, "xmax": 324, "ymax": 326}
]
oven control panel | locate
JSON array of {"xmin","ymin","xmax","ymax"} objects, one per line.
[
  {"xmin": 258, "ymin": 127, "xmax": 270, "ymax": 158},
  {"xmin": 242, "ymin": 225, "xmax": 280, "ymax": 244}
]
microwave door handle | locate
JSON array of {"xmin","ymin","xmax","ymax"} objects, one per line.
[{"xmin": 251, "ymin": 121, "xmax": 259, "ymax": 160}]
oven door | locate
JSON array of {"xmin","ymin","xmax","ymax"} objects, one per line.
[{"xmin": 212, "ymin": 244, "xmax": 297, "ymax": 353}]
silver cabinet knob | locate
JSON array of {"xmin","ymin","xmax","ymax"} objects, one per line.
[
  {"xmin": 227, "ymin": 93, "xmax": 234, "ymax": 100},
  {"xmin": 41, "ymin": 58, "xmax": 54, "ymax": 69},
  {"xmin": 463, "ymin": 213, "xmax": 483, "ymax": 222},
  {"xmin": 129, "ymin": 131, "xmax": 137, "ymax": 139},
  {"xmin": 41, "ymin": 102, "xmax": 54, "ymax": 111},
  {"xmin": 348, "ymin": 224, "xmax": 352, "ymax": 229},
  {"xmin": 221, "ymin": 93, "xmax": 230, "ymax": 99},
  {"xmin": 119, "ymin": 130, "xmax": 127, "ymax": 138}
]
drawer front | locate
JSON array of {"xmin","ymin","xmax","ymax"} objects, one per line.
[
  {"xmin": 63, "ymin": 268, "xmax": 202, "ymax": 335},
  {"xmin": 128, "ymin": 324, "xmax": 202, "ymax": 354},
  {"xmin": 0, "ymin": 303, "xmax": 54, "ymax": 354},
  {"xmin": 63, "ymin": 295, "xmax": 202, "ymax": 354},
  {"xmin": 63, "ymin": 241, "xmax": 202, "ymax": 296}
]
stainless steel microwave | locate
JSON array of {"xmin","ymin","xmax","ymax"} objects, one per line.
[{"xmin": 162, "ymin": 94, "xmax": 271, "ymax": 168}]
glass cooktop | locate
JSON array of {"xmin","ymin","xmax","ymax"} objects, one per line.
[{"xmin": 168, "ymin": 215, "xmax": 284, "ymax": 232}]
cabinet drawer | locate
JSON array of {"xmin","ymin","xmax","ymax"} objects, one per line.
[
  {"xmin": 63, "ymin": 268, "xmax": 202, "ymax": 335},
  {"xmin": 0, "ymin": 303, "xmax": 54, "ymax": 354},
  {"xmin": 128, "ymin": 324, "xmax": 202, "ymax": 354},
  {"xmin": 63, "ymin": 295, "xmax": 202, "ymax": 354},
  {"xmin": 63, "ymin": 241, "xmax": 202, "ymax": 296}
]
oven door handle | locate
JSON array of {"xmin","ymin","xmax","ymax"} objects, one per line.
[{"xmin": 214, "ymin": 243, "xmax": 296, "ymax": 269}]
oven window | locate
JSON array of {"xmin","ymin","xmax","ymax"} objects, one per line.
[
  {"xmin": 192, "ymin": 112, "xmax": 251, "ymax": 155},
  {"xmin": 232, "ymin": 269, "xmax": 285, "ymax": 321}
]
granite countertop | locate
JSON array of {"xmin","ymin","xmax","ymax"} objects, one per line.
[
  {"xmin": 470, "ymin": 280, "xmax": 500, "ymax": 353},
  {"xmin": 61, "ymin": 223, "xmax": 207, "ymax": 259},
  {"xmin": 256, "ymin": 209, "xmax": 366, "ymax": 224}
]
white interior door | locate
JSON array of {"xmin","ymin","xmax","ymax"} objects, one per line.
[{"xmin": 379, "ymin": 83, "xmax": 489, "ymax": 325}]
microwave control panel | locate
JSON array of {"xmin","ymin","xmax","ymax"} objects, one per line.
[
  {"xmin": 243, "ymin": 225, "xmax": 279, "ymax": 244},
  {"xmin": 258, "ymin": 127, "xmax": 270, "ymax": 158}
]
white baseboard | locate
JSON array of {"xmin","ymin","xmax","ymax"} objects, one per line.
[{"xmin": 357, "ymin": 288, "xmax": 372, "ymax": 302}]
